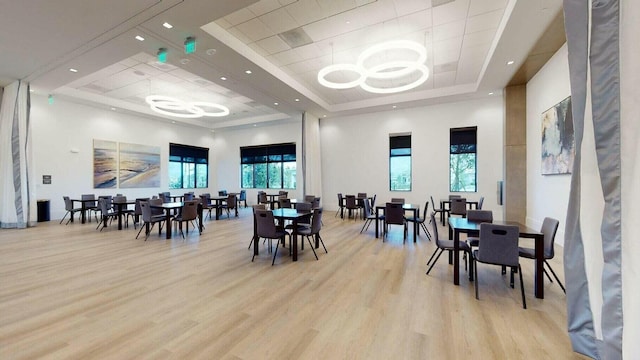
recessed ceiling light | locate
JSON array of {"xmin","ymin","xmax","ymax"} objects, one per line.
[
  {"xmin": 253, "ymin": 124, "xmax": 257, "ymax": 127},
  {"xmin": 29, "ymin": 89, "xmax": 34, "ymax": 93},
  {"xmin": 323, "ymin": 115, "xmax": 327, "ymax": 118},
  {"xmin": 69, "ymin": 68, "xmax": 78, "ymax": 73},
  {"xmin": 162, "ymin": 22, "xmax": 173, "ymax": 29},
  {"xmin": 111, "ymin": 107, "xmax": 116, "ymax": 111},
  {"xmin": 180, "ymin": 58, "xmax": 190, "ymax": 65},
  {"xmin": 488, "ymin": 92, "xmax": 494, "ymax": 95},
  {"xmin": 220, "ymin": 76, "xmax": 227, "ymax": 81},
  {"xmin": 294, "ymin": 98, "xmax": 300, "ymax": 102},
  {"xmin": 392, "ymin": 105, "xmax": 397, "ymax": 109},
  {"xmin": 506, "ymin": 60, "xmax": 515, "ymax": 65},
  {"xmin": 206, "ymin": 48, "xmax": 217, "ymax": 56},
  {"xmin": 135, "ymin": 35, "xmax": 145, "ymax": 41},
  {"xmin": 171, "ymin": 121, "xmax": 176, "ymax": 124},
  {"xmin": 346, "ymin": 21, "xmax": 351, "ymax": 24},
  {"xmin": 245, "ymin": 70, "xmax": 252, "ymax": 74},
  {"xmin": 274, "ymin": 102, "xmax": 279, "ymax": 106},
  {"xmin": 210, "ymin": 129, "xmax": 215, "ymax": 133}
]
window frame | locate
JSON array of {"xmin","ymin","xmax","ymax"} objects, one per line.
[
  {"xmin": 240, "ymin": 143, "xmax": 296, "ymax": 189},
  {"xmin": 389, "ymin": 134, "xmax": 412, "ymax": 192},
  {"xmin": 449, "ymin": 127, "xmax": 477, "ymax": 192},
  {"xmin": 169, "ymin": 143, "xmax": 209, "ymax": 189}
]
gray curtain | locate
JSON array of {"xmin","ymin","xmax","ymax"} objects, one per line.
[
  {"xmin": 563, "ymin": 0, "xmax": 623, "ymax": 359},
  {"xmin": 0, "ymin": 80, "xmax": 35, "ymax": 228}
]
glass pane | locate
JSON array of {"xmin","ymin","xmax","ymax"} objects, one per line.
[
  {"xmin": 182, "ymin": 162, "xmax": 195, "ymax": 188},
  {"xmin": 282, "ymin": 162, "xmax": 296, "ymax": 189},
  {"xmin": 390, "ymin": 148, "xmax": 411, "ymax": 156},
  {"xmin": 390, "ymin": 156, "xmax": 411, "ymax": 191},
  {"xmin": 450, "ymin": 153, "xmax": 477, "ymax": 192},
  {"xmin": 196, "ymin": 163, "xmax": 208, "ymax": 188},
  {"xmin": 254, "ymin": 163, "xmax": 267, "ymax": 188},
  {"xmin": 268, "ymin": 162, "xmax": 282, "ymax": 188},
  {"xmin": 242, "ymin": 164, "xmax": 254, "ymax": 188},
  {"xmin": 169, "ymin": 161, "xmax": 182, "ymax": 189}
]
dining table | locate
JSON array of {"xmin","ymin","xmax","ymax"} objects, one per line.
[
  {"xmin": 448, "ymin": 217, "xmax": 545, "ymax": 299},
  {"xmin": 150, "ymin": 201, "xmax": 203, "ymax": 239},
  {"xmin": 374, "ymin": 203, "xmax": 420, "ymax": 241},
  {"xmin": 269, "ymin": 208, "xmax": 313, "ymax": 261},
  {"xmin": 112, "ymin": 199, "xmax": 135, "ymax": 230},
  {"xmin": 70, "ymin": 198, "xmax": 98, "ymax": 224},
  {"xmin": 209, "ymin": 195, "xmax": 231, "ymax": 219},
  {"xmin": 340, "ymin": 195, "xmax": 370, "ymax": 219},
  {"xmin": 438, "ymin": 199, "xmax": 480, "ymax": 225}
]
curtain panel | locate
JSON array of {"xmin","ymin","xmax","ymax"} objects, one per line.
[{"xmin": 302, "ymin": 112, "xmax": 322, "ymax": 199}]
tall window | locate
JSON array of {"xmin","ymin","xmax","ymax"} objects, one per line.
[
  {"xmin": 241, "ymin": 143, "xmax": 296, "ymax": 189},
  {"xmin": 450, "ymin": 127, "xmax": 477, "ymax": 192},
  {"xmin": 389, "ymin": 134, "xmax": 411, "ymax": 191},
  {"xmin": 169, "ymin": 143, "xmax": 208, "ymax": 189}
]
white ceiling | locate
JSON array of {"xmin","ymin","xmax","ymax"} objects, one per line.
[{"xmin": 0, "ymin": 0, "xmax": 563, "ymax": 129}]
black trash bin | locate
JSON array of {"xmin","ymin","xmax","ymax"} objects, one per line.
[{"xmin": 37, "ymin": 199, "xmax": 50, "ymax": 222}]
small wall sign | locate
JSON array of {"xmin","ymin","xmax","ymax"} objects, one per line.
[{"xmin": 43, "ymin": 175, "xmax": 52, "ymax": 184}]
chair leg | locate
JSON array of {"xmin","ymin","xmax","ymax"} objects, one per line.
[
  {"xmin": 426, "ymin": 247, "xmax": 439, "ymax": 266},
  {"xmin": 272, "ymin": 238, "xmax": 280, "ymax": 266},
  {"xmin": 318, "ymin": 234, "xmax": 328, "ymax": 253},
  {"xmin": 360, "ymin": 219, "xmax": 371, "ymax": 233},
  {"xmin": 251, "ymin": 236, "xmax": 259, "ymax": 262},
  {"xmin": 135, "ymin": 223, "xmax": 146, "ymax": 239},
  {"xmin": 475, "ymin": 259, "xmax": 479, "ymax": 300},
  {"xmin": 420, "ymin": 222, "xmax": 431, "ymax": 240},
  {"xmin": 426, "ymin": 248, "xmax": 444, "ymax": 274},
  {"xmin": 144, "ymin": 223, "xmax": 156, "ymax": 241},
  {"xmin": 306, "ymin": 236, "xmax": 318, "ymax": 260},
  {"xmin": 545, "ymin": 260, "xmax": 566, "ymax": 294},
  {"xmin": 59, "ymin": 211, "xmax": 69, "ymax": 224},
  {"xmin": 519, "ymin": 264, "xmax": 527, "ymax": 309}
]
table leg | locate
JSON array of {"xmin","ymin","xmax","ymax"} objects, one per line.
[
  {"xmin": 165, "ymin": 211, "xmax": 172, "ymax": 239},
  {"xmin": 453, "ymin": 229, "xmax": 460, "ymax": 285},
  {"xmin": 292, "ymin": 219, "xmax": 298, "ymax": 261},
  {"xmin": 117, "ymin": 205, "xmax": 123, "ymax": 230},
  {"xmin": 534, "ymin": 234, "xmax": 544, "ymax": 299},
  {"xmin": 81, "ymin": 202, "xmax": 87, "ymax": 224},
  {"xmin": 413, "ymin": 209, "xmax": 418, "ymax": 242},
  {"xmin": 375, "ymin": 208, "xmax": 380, "ymax": 238}
]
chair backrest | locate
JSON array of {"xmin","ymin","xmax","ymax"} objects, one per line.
[
  {"xmin": 477, "ymin": 223, "xmax": 520, "ymax": 267},
  {"xmin": 345, "ymin": 195, "xmax": 357, "ymax": 208},
  {"xmin": 113, "ymin": 195, "xmax": 126, "ymax": 203},
  {"xmin": 239, "ymin": 190, "xmax": 246, "ymax": 201},
  {"xmin": 311, "ymin": 197, "xmax": 321, "ymax": 209},
  {"xmin": 279, "ymin": 190, "xmax": 288, "ymax": 196},
  {"xmin": 421, "ymin": 201, "xmax": 430, "ymax": 219},
  {"xmin": 310, "ymin": 207, "xmax": 323, "ymax": 234},
  {"xmin": 304, "ymin": 195, "xmax": 316, "ymax": 203},
  {"xmin": 337, "ymin": 193, "xmax": 343, "ymax": 204},
  {"xmin": 429, "ymin": 213, "xmax": 444, "ymax": 247},
  {"xmin": 430, "ymin": 195, "xmax": 440, "ymax": 211},
  {"xmin": 227, "ymin": 194, "xmax": 237, "ymax": 209},
  {"xmin": 159, "ymin": 193, "xmax": 169, "ymax": 203},
  {"xmin": 63, "ymin": 196, "xmax": 73, "ymax": 211},
  {"xmin": 363, "ymin": 197, "xmax": 372, "ymax": 217},
  {"xmin": 255, "ymin": 209, "xmax": 279, "ymax": 238},
  {"xmin": 449, "ymin": 194, "xmax": 461, "ymax": 199},
  {"xmin": 258, "ymin": 192, "xmax": 267, "ymax": 203},
  {"xmin": 218, "ymin": 190, "xmax": 228, "ymax": 196},
  {"xmin": 200, "ymin": 194, "xmax": 211, "ymax": 206},
  {"xmin": 98, "ymin": 197, "xmax": 111, "ymax": 214},
  {"xmin": 466, "ymin": 210, "xmax": 493, "ymax": 223},
  {"xmin": 134, "ymin": 198, "xmax": 148, "ymax": 215},
  {"xmin": 357, "ymin": 192, "xmax": 367, "ymax": 198},
  {"xmin": 279, "ymin": 198, "xmax": 292, "ymax": 208},
  {"xmin": 541, "ymin": 217, "xmax": 560, "ymax": 259},
  {"xmin": 478, "ymin": 196, "xmax": 485, "ymax": 209},
  {"xmin": 149, "ymin": 198, "xmax": 164, "ymax": 216},
  {"xmin": 385, "ymin": 202, "xmax": 404, "ymax": 225},
  {"xmin": 183, "ymin": 193, "xmax": 194, "ymax": 201},
  {"xmin": 140, "ymin": 201, "xmax": 151, "ymax": 222},
  {"xmin": 81, "ymin": 194, "xmax": 96, "ymax": 208},
  {"xmin": 295, "ymin": 201, "xmax": 312, "ymax": 212},
  {"xmin": 450, "ymin": 198, "xmax": 467, "ymax": 216},
  {"xmin": 180, "ymin": 200, "xmax": 198, "ymax": 221},
  {"xmin": 370, "ymin": 194, "xmax": 376, "ymax": 210},
  {"xmin": 390, "ymin": 197, "xmax": 405, "ymax": 204}
]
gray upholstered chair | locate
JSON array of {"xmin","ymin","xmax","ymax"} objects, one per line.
[
  {"xmin": 297, "ymin": 207, "xmax": 327, "ymax": 260},
  {"xmin": 431, "ymin": 195, "xmax": 448, "ymax": 226},
  {"xmin": 465, "ymin": 210, "xmax": 494, "ymax": 247},
  {"xmin": 519, "ymin": 217, "xmax": 565, "ymax": 293},
  {"xmin": 174, "ymin": 200, "xmax": 199, "ymax": 238},
  {"xmin": 360, "ymin": 197, "xmax": 383, "ymax": 234},
  {"xmin": 449, "ymin": 197, "xmax": 467, "ymax": 219},
  {"xmin": 136, "ymin": 201, "xmax": 166, "ymax": 240},
  {"xmin": 426, "ymin": 213, "xmax": 471, "ymax": 275},
  {"xmin": 60, "ymin": 196, "xmax": 82, "ymax": 225},
  {"xmin": 344, "ymin": 195, "xmax": 359, "ymax": 220},
  {"xmin": 406, "ymin": 201, "xmax": 431, "ymax": 240},
  {"xmin": 390, "ymin": 197, "xmax": 405, "ymax": 204},
  {"xmin": 473, "ymin": 223, "xmax": 526, "ymax": 309},
  {"xmin": 255, "ymin": 209, "xmax": 288, "ymax": 265},
  {"xmin": 96, "ymin": 197, "xmax": 117, "ymax": 231},
  {"xmin": 336, "ymin": 193, "xmax": 345, "ymax": 218},
  {"xmin": 384, "ymin": 202, "xmax": 406, "ymax": 242}
]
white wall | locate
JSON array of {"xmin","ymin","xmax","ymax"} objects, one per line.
[
  {"xmin": 31, "ymin": 95, "xmax": 216, "ymax": 220},
  {"xmin": 525, "ymin": 43, "xmax": 571, "ymax": 245},
  {"xmin": 320, "ymin": 97, "xmax": 505, "ymax": 219},
  {"xmin": 211, "ymin": 119, "xmax": 303, "ymax": 205}
]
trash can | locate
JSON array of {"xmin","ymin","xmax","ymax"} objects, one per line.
[{"xmin": 37, "ymin": 199, "xmax": 50, "ymax": 222}]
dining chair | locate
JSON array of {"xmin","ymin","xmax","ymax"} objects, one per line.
[
  {"xmin": 473, "ymin": 223, "xmax": 526, "ymax": 309},
  {"xmin": 248, "ymin": 204, "xmax": 267, "ymax": 252},
  {"xmin": 465, "ymin": 210, "xmax": 494, "ymax": 247},
  {"xmin": 60, "ymin": 196, "xmax": 82, "ymax": 225},
  {"xmin": 131, "ymin": 198, "xmax": 149, "ymax": 229},
  {"xmin": 390, "ymin": 197, "xmax": 405, "ymax": 204},
  {"xmin": 218, "ymin": 190, "xmax": 228, "ymax": 196},
  {"xmin": 183, "ymin": 193, "xmax": 194, "ymax": 201},
  {"xmin": 311, "ymin": 197, "xmax": 321, "ymax": 209},
  {"xmin": 81, "ymin": 194, "xmax": 98, "ymax": 223},
  {"xmin": 360, "ymin": 197, "xmax": 384, "ymax": 234},
  {"xmin": 477, "ymin": 196, "xmax": 485, "ymax": 210},
  {"xmin": 221, "ymin": 194, "xmax": 238, "ymax": 218},
  {"xmin": 384, "ymin": 202, "xmax": 407, "ymax": 242},
  {"xmin": 258, "ymin": 192, "xmax": 270, "ymax": 209},
  {"xmin": 344, "ymin": 195, "xmax": 359, "ymax": 220},
  {"xmin": 431, "ymin": 195, "xmax": 448, "ymax": 226},
  {"xmin": 199, "ymin": 194, "xmax": 215, "ymax": 220},
  {"xmin": 304, "ymin": 195, "xmax": 316, "ymax": 203},
  {"xmin": 254, "ymin": 209, "xmax": 288, "ymax": 265},
  {"xmin": 426, "ymin": 213, "xmax": 471, "ymax": 275},
  {"xmin": 174, "ymin": 200, "xmax": 199, "ymax": 238},
  {"xmin": 113, "ymin": 195, "xmax": 134, "ymax": 228},
  {"xmin": 96, "ymin": 197, "xmax": 117, "ymax": 231},
  {"xmin": 449, "ymin": 197, "xmax": 467, "ymax": 220},
  {"xmin": 519, "ymin": 217, "xmax": 565, "ymax": 293},
  {"xmin": 406, "ymin": 201, "xmax": 431, "ymax": 240},
  {"xmin": 136, "ymin": 201, "xmax": 166, "ymax": 240},
  {"xmin": 356, "ymin": 192, "xmax": 367, "ymax": 214},
  {"xmin": 297, "ymin": 207, "xmax": 327, "ymax": 260},
  {"xmin": 239, "ymin": 190, "xmax": 248, "ymax": 208},
  {"xmin": 335, "ymin": 193, "xmax": 345, "ymax": 217}
]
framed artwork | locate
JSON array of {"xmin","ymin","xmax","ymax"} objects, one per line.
[
  {"xmin": 541, "ymin": 96, "xmax": 574, "ymax": 175},
  {"xmin": 119, "ymin": 142, "xmax": 161, "ymax": 188},
  {"xmin": 93, "ymin": 139, "xmax": 117, "ymax": 188}
]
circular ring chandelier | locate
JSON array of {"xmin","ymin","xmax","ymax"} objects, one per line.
[
  {"xmin": 317, "ymin": 40, "xmax": 430, "ymax": 94},
  {"xmin": 145, "ymin": 95, "xmax": 229, "ymax": 118}
]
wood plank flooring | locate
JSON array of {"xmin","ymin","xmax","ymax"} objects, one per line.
[{"xmin": 0, "ymin": 209, "xmax": 586, "ymax": 359}]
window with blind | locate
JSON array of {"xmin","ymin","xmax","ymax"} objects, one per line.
[
  {"xmin": 169, "ymin": 143, "xmax": 209, "ymax": 189},
  {"xmin": 241, "ymin": 143, "xmax": 296, "ymax": 189},
  {"xmin": 450, "ymin": 127, "xmax": 477, "ymax": 192},
  {"xmin": 389, "ymin": 134, "xmax": 411, "ymax": 191}
]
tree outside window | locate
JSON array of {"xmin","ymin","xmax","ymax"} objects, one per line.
[
  {"xmin": 449, "ymin": 127, "xmax": 477, "ymax": 192},
  {"xmin": 389, "ymin": 134, "xmax": 411, "ymax": 191},
  {"xmin": 240, "ymin": 143, "xmax": 296, "ymax": 189}
]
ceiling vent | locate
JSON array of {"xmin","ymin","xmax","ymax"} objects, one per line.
[
  {"xmin": 433, "ymin": 61, "xmax": 458, "ymax": 74},
  {"xmin": 278, "ymin": 27, "xmax": 313, "ymax": 49},
  {"xmin": 148, "ymin": 61, "xmax": 178, "ymax": 71},
  {"xmin": 190, "ymin": 78, "xmax": 214, "ymax": 86},
  {"xmin": 432, "ymin": 0, "xmax": 455, "ymax": 6}
]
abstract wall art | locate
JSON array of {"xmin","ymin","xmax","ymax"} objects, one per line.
[
  {"xmin": 118, "ymin": 142, "xmax": 161, "ymax": 188},
  {"xmin": 93, "ymin": 139, "xmax": 117, "ymax": 188},
  {"xmin": 541, "ymin": 96, "xmax": 574, "ymax": 175}
]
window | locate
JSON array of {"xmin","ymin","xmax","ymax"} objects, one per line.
[
  {"xmin": 241, "ymin": 143, "xmax": 296, "ymax": 189},
  {"xmin": 169, "ymin": 143, "xmax": 208, "ymax": 189},
  {"xmin": 389, "ymin": 134, "xmax": 411, "ymax": 191},
  {"xmin": 450, "ymin": 127, "xmax": 477, "ymax": 192}
]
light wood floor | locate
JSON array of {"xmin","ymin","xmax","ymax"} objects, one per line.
[{"xmin": 0, "ymin": 208, "xmax": 586, "ymax": 359}]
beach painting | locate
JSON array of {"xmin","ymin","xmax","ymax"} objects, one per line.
[
  {"xmin": 541, "ymin": 96, "xmax": 574, "ymax": 175},
  {"xmin": 93, "ymin": 139, "xmax": 118, "ymax": 188},
  {"xmin": 119, "ymin": 142, "xmax": 160, "ymax": 188}
]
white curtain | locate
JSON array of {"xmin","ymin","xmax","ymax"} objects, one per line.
[
  {"xmin": 0, "ymin": 80, "xmax": 36, "ymax": 228},
  {"xmin": 302, "ymin": 112, "xmax": 322, "ymax": 198}
]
